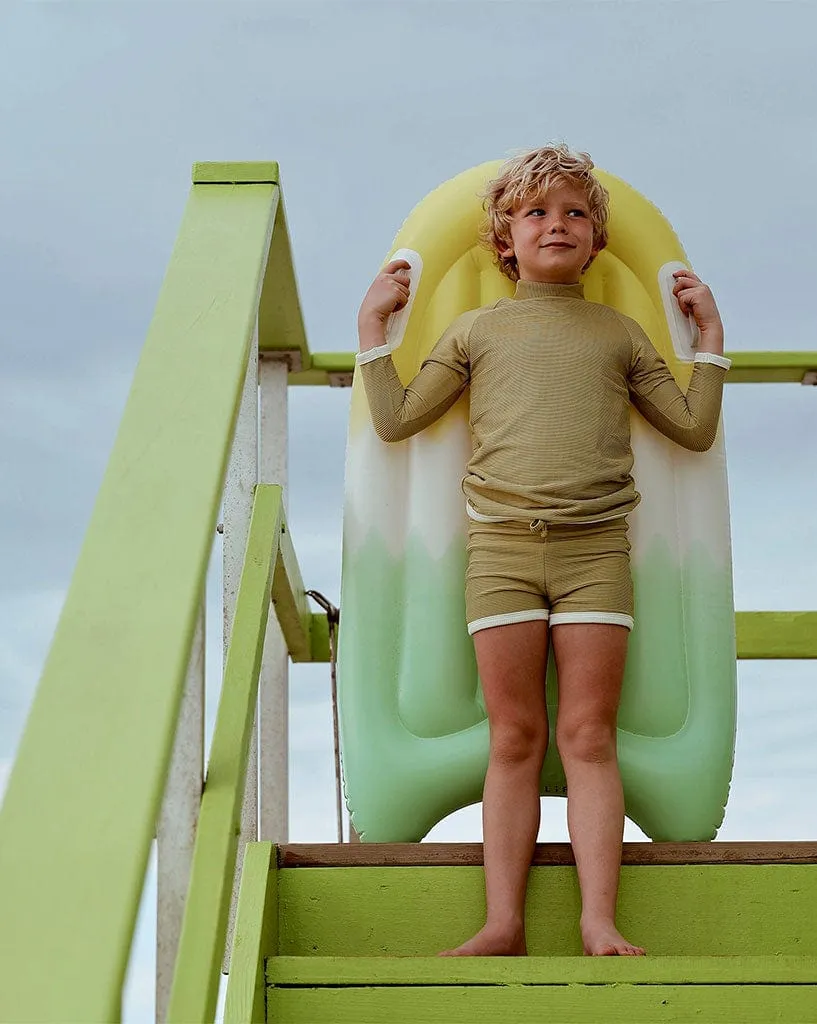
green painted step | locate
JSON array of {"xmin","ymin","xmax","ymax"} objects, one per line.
[
  {"xmin": 226, "ymin": 843, "xmax": 817, "ymax": 1022},
  {"xmin": 266, "ymin": 957, "xmax": 817, "ymax": 1024},
  {"xmin": 277, "ymin": 863, "xmax": 817, "ymax": 958}
]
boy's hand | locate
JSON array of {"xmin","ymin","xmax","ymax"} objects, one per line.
[
  {"xmin": 672, "ymin": 269, "xmax": 723, "ymax": 345},
  {"xmin": 358, "ymin": 259, "xmax": 412, "ymax": 329}
]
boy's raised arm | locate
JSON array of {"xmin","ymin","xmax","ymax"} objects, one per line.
[
  {"xmin": 625, "ymin": 271, "xmax": 731, "ymax": 452},
  {"xmin": 356, "ymin": 261, "xmax": 473, "ymax": 442}
]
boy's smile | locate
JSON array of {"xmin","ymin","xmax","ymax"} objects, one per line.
[{"xmin": 498, "ymin": 181, "xmax": 598, "ymax": 285}]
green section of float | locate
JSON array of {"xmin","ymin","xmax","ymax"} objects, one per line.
[{"xmin": 339, "ymin": 529, "xmax": 735, "ymax": 842}]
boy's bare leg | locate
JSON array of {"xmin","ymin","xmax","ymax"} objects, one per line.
[
  {"xmin": 439, "ymin": 619, "xmax": 549, "ymax": 957},
  {"xmin": 551, "ymin": 622, "xmax": 645, "ymax": 956}
]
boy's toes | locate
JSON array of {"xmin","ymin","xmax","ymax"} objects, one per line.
[{"xmin": 581, "ymin": 919, "xmax": 645, "ymax": 957}]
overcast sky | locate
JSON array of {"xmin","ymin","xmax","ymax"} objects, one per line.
[{"xmin": 2, "ymin": 2, "xmax": 816, "ymax": 1021}]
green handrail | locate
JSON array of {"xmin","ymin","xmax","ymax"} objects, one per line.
[{"xmin": 0, "ymin": 168, "xmax": 284, "ymax": 1022}]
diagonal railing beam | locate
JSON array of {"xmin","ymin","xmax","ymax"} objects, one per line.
[{"xmin": 167, "ymin": 484, "xmax": 283, "ymax": 1023}]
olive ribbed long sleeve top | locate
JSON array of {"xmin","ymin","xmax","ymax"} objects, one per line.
[{"xmin": 357, "ymin": 280, "xmax": 731, "ymax": 525}]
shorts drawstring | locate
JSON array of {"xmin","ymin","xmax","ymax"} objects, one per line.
[{"xmin": 529, "ymin": 518, "xmax": 547, "ymax": 535}]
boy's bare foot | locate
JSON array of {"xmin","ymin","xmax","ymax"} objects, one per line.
[
  {"xmin": 581, "ymin": 916, "xmax": 645, "ymax": 956},
  {"xmin": 438, "ymin": 922, "xmax": 527, "ymax": 957}
]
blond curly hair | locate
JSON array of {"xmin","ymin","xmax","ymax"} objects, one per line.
[{"xmin": 480, "ymin": 144, "xmax": 610, "ymax": 281}]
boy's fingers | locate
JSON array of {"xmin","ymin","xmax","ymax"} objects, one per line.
[{"xmin": 384, "ymin": 258, "xmax": 412, "ymax": 274}]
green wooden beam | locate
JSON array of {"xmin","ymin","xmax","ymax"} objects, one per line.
[
  {"xmin": 168, "ymin": 486, "xmax": 283, "ymax": 1024},
  {"xmin": 0, "ymin": 180, "xmax": 278, "ymax": 1024},
  {"xmin": 299, "ymin": 612, "xmax": 815, "ymax": 663},
  {"xmin": 257, "ymin": 193, "xmax": 310, "ymax": 368},
  {"xmin": 193, "ymin": 161, "xmax": 280, "ymax": 184},
  {"xmin": 736, "ymin": 611, "xmax": 817, "ymax": 659},
  {"xmin": 288, "ymin": 351, "xmax": 817, "ymax": 386},
  {"xmin": 269, "ymin": 954, "xmax": 817, "ymax": 986},
  {"xmin": 224, "ymin": 843, "xmax": 278, "ymax": 1024},
  {"xmin": 309, "ymin": 612, "xmax": 332, "ymax": 662},
  {"xmin": 267, "ymin": 982, "xmax": 817, "ymax": 1023},
  {"xmin": 274, "ymin": 521, "xmax": 312, "ymax": 663},
  {"xmin": 726, "ymin": 351, "xmax": 817, "ymax": 384}
]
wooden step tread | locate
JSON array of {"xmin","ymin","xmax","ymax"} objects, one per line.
[
  {"xmin": 267, "ymin": 954, "xmax": 817, "ymax": 986},
  {"xmin": 278, "ymin": 841, "xmax": 817, "ymax": 868}
]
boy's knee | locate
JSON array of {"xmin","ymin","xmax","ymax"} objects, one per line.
[
  {"xmin": 490, "ymin": 718, "xmax": 548, "ymax": 767},
  {"xmin": 556, "ymin": 718, "xmax": 616, "ymax": 765}
]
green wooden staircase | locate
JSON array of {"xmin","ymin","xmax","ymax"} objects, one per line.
[
  {"xmin": 225, "ymin": 842, "xmax": 817, "ymax": 1023},
  {"xmin": 0, "ymin": 162, "xmax": 815, "ymax": 1023}
]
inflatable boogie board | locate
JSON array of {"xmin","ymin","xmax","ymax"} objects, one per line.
[{"xmin": 338, "ymin": 162, "xmax": 737, "ymax": 842}]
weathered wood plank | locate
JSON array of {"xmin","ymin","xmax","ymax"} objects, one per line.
[
  {"xmin": 268, "ymin": 984, "xmax": 817, "ymax": 1023},
  {"xmin": 267, "ymin": 954, "xmax": 817, "ymax": 986},
  {"xmin": 276, "ymin": 864, "xmax": 817, "ymax": 957},
  {"xmin": 279, "ymin": 841, "xmax": 817, "ymax": 868}
]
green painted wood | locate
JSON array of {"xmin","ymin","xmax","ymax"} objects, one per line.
[
  {"xmin": 277, "ymin": 865, "xmax": 817, "ymax": 957},
  {"xmin": 302, "ymin": 613, "xmax": 817, "ymax": 663},
  {"xmin": 267, "ymin": 983, "xmax": 817, "ymax": 1023},
  {"xmin": 267, "ymin": 954, "xmax": 817, "ymax": 985},
  {"xmin": 309, "ymin": 613, "xmax": 332, "ymax": 663},
  {"xmin": 257, "ymin": 196, "xmax": 309, "ymax": 366},
  {"xmin": 168, "ymin": 486, "xmax": 282, "ymax": 1023},
  {"xmin": 290, "ymin": 352, "xmax": 355, "ymax": 386},
  {"xmin": 726, "ymin": 350, "xmax": 817, "ymax": 384},
  {"xmin": 273, "ymin": 521, "xmax": 312, "ymax": 662},
  {"xmin": 193, "ymin": 161, "xmax": 280, "ymax": 183},
  {"xmin": 278, "ymin": 840, "xmax": 817, "ymax": 867},
  {"xmin": 224, "ymin": 843, "xmax": 278, "ymax": 1024},
  {"xmin": 736, "ymin": 611, "xmax": 817, "ymax": 659},
  {"xmin": 288, "ymin": 351, "xmax": 817, "ymax": 385},
  {"xmin": 0, "ymin": 181, "xmax": 278, "ymax": 1024}
]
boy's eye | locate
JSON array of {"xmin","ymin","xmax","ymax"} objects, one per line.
[{"xmin": 526, "ymin": 207, "xmax": 587, "ymax": 217}]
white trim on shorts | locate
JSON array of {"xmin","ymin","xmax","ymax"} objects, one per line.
[
  {"xmin": 467, "ymin": 609, "xmax": 634, "ymax": 635},
  {"xmin": 467, "ymin": 608, "xmax": 549, "ymax": 635},
  {"xmin": 549, "ymin": 611, "xmax": 634, "ymax": 631}
]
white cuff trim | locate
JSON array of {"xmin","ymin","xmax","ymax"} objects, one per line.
[
  {"xmin": 356, "ymin": 344, "xmax": 392, "ymax": 365},
  {"xmin": 694, "ymin": 352, "xmax": 731, "ymax": 370},
  {"xmin": 467, "ymin": 609, "xmax": 549, "ymax": 635},
  {"xmin": 548, "ymin": 611, "xmax": 634, "ymax": 631}
]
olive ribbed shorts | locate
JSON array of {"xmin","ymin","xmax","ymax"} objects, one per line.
[{"xmin": 465, "ymin": 516, "xmax": 634, "ymax": 635}]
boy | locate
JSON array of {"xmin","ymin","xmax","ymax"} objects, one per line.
[{"xmin": 356, "ymin": 145, "xmax": 730, "ymax": 957}]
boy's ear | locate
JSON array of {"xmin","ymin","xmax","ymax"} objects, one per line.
[
  {"xmin": 497, "ymin": 236, "xmax": 514, "ymax": 258},
  {"xmin": 582, "ymin": 247, "xmax": 601, "ymax": 273}
]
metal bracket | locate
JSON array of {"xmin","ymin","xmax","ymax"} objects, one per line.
[
  {"xmin": 328, "ymin": 372, "xmax": 354, "ymax": 388},
  {"xmin": 802, "ymin": 370, "xmax": 817, "ymax": 386}
]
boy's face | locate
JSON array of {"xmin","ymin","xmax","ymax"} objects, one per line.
[{"xmin": 498, "ymin": 180, "xmax": 598, "ymax": 284}]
